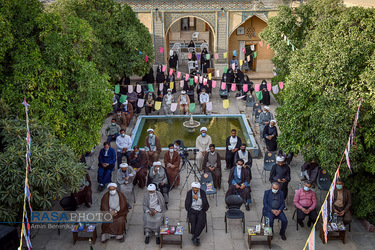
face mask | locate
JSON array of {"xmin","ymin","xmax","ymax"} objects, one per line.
[
  {"xmin": 111, "ymin": 123, "xmax": 115, "ymax": 126},
  {"xmin": 336, "ymin": 185, "xmax": 343, "ymax": 190},
  {"xmin": 121, "ymin": 133, "xmax": 125, "ymax": 137},
  {"xmin": 149, "ymin": 133, "xmax": 153, "ymax": 138},
  {"xmin": 168, "ymin": 92, "xmax": 171, "ymax": 95},
  {"xmin": 303, "ymin": 186, "xmax": 310, "ymax": 192},
  {"xmin": 263, "ymin": 110, "xmax": 267, "ymax": 113},
  {"xmin": 201, "ymin": 133, "xmax": 206, "ymax": 137},
  {"xmin": 110, "ymin": 190, "xmax": 117, "ymax": 195},
  {"xmin": 155, "ymin": 167, "xmax": 159, "ymax": 171},
  {"xmin": 272, "ymin": 188, "xmax": 278, "ymax": 194},
  {"xmin": 135, "ymin": 151, "xmax": 139, "ymax": 155},
  {"xmin": 169, "ymin": 149, "xmax": 174, "ymax": 153},
  {"xmin": 237, "ymin": 165, "xmax": 242, "ymax": 170},
  {"xmin": 105, "ymin": 148, "xmax": 109, "ymax": 151},
  {"xmin": 149, "ymin": 93, "xmax": 152, "ymax": 96}
]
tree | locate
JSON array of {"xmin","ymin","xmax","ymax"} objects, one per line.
[
  {"xmin": 50, "ymin": 0, "xmax": 155, "ymax": 81},
  {"xmin": 260, "ymin": 0, "xmax": 375, "ymax": 222},
  {"xmin": 0, "ymin": 117, "xmax": 87, "ymax": 222}
]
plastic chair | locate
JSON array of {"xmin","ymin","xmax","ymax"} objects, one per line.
[
  {"xmin": 246, "ymin": 94, "xmax": 255, "ymax": 107},
  {"xmin": 188, "ymin": 47, "xmax": 196, "ymax": 53},
  {"xmin": 200, "ymin": 43, "xmax": 209, "ymax": 52},
  {"xmin": 254, "ymin": 109, "xmax": 262, "ymax": 124},
  {"xmin": 317, "ymin": 169, "xmax": 331, "ymax": 204},
  {"xmin": 200, "ymin": 173, "xmax": 217, "ymax": 206},
  {"xmin": 192, "ymin": 32, "xmax": 199, "ymax": 41},
  {"xmin": 188, "ymin": 61, "xmax": 195, "ymax": 73},
  {"xmin": 219, "ymin": 84, "xmax": 229, "ymax": 99},
  {"xmin": 224, "ymin": 195, "xmax": 245, "ymax": 234},
  {"xmin": 252, "ymin": 102, "xmax": 262, "ymax": 121},
  {"xmin": 262, "ymin": 151, "xmax": 276, "ymax": 183}
]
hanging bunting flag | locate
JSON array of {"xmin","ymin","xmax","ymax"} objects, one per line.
[
  {"xmin": 169, "ymin": 50, "xmax": 173, "ymax": 57},
  {"xmin": 170, "ymin": 81, "xmax": 174, "ymax": 90},
  {"xmin": 128, "ymin": 85, "xmax": 134, "ymax": 94},
  {"xmin": 177, "ymin": 71, "xmax": 181, "ymax": 78},
  {"xmin": 250, "ymin": 45, "xmax": 255, "ymax": 51},
  {"xmin": 159, "ymin": 83, "xmax": 163, "ymax": 91},
  {"xmin": 114, "ymin": 85, "xmax": 120, "ymax": 94},
  {"xmin": 119, "ymin": 95, "xmax": 127, "ymax": 103},
  {"xmin": 190, "ymin": 78, "xmax": 194, "ymax": 86},
  {"xmin": 309, "ymin": 227, "xmax": 315, "ymax": 250},
  {"xmin": 203, "ymin": 78, "xmax": 207, "ymax": 85},
  {"xmin": 272, "ymin": 85, "xmax": 279, "ymax": 94},
  {"xmin": 161, "ymin": 65, "xmax": 166, "ymax": 72},
  {"xmin": 284, "ymin": 35, "xmax": 287, "ymax": 41},
  {"xmin": 240, "ymin": 60, "xmax": 243, "ymax": 66},
  {"xmin": 189, "ymin": 103, "xmax": 195, "ymax": 112},
  {"xmin": 215, "ymin": 53, "xmax": 219, "ymax": 59},
  {"xmin": 236, "ymin": 95, "xmax": 246, "ymax": 100},
  {"xmin": 194, "ymin": 76, "xmax": 198, "ymax": 83},
  {"xmin": 224, "ymin": 67, "xmax": 228, "ymax": 73},
  {"xmin": 254, "ymin": 84, "xmax": 260, "ymax": 92},
  {"xmin": 292, "ymin": 45, "xmax": 295, "ymax": 51},
  {"xmin": 279, "ymin": 82, "xmax": 284, "ymax": 90},
  {"xmin": 197, "ymin": 54, "xmax": 201, "ymax": 60},
  {"xmin": 243, "ymin": 84, "xmax": 248, "ymax": 92},
  {"xmin": 180, "ymin": 80, "xmax": 184, "ymax": 88},
  {"xmin": 199, "ymin": 76, "xmax": 203, "ymax": 83},
  {"xmin": 169, "ymin": 68, "xmax": 173, "ymax": 75},
  {"xmin": 136, "ymin": 84, "xmax": 142, "ymax": 93},
  {"xmin": 223, "ymin": 52, "xmax": 227, "ymax": 58},
  {"xmin": 206, "ymin": 54, "xmax": 210, "ymax": 60},
  {"xmin": 267, "ymin": 44, "xmax": 270, "ymax": 50},
  {"xmin": 233, "ymin": 50, "xmax": 237, "ymax": 57},
  {"xmin": 231, "ymin": 84, "xmax": 236, "ymax": 91},
  {"xmin": 208, "ymin": 73, "xmax": 212, "ymax": 80},
  {"xmin": 267, "ymin": 83, "xmax": 272, "ymax": 91},
  {"xmin": 154, "ymin": 101, "xmax": 162, "ymax": 110},
  {"xmin": 260, "ymin": 41, "xmax": 264, "ymax": 47},
  {"xmin": 216, "ymin": 70, "xmax": 220, "ymax": 77},
  {"xmin": 231, "ymin": 63, "xmax": 235, "ymax": 70},
  {"xmin": 256, "ymin": 91, "xmax": 263, "ymax": 100},
  {"xmin": 171, "ymin": 103, "xmax": 178, "ymax": 112},
  {"xmin": 188, "ymin": 53, "xmax": 192, "ymax": 59},
  {"xmin": 247, "ymin": 55, "xmax": 250, "ymax": 61},
  {"xmin": 148, "ymin": 84, "xmax": 154, "ymax": 92},
  {"xmin": 139, "ymin": 51, "xmax": 143, "ymax": 55},
  {"xmin": 223, "ymin": 99, "xmax": 229, "ymax": 109},
  {"xmin": 221, "ymin": 81, "xmax": 226, "ymax": 90},
  {"xmin": 145, "ymin": 55, "xmax": 148, "ymax": 62},
  {"xmin": 160, "ymin": 47, "xmax": 164, "ymax": 53},
  {"xmin": 207, "ymin": 102, "xmax": 213, "ymax": 111},
  {"xmin": 185, "ymin": 74, "xmax": 189, "ymax": 81},
  {"xmin": 212, "ymin": 80, "xmax": 217, "ymax": 88},
  {"xmin": 322, "ymin": 201, "xmax": 328, "ymax": 243},
  {"xmin": 254, "ymin": 52, "xmax": 257, "ymax": 58},
  {"xmin": 242, "ymin": 48, "xmax": 246, "ymax": 54},
  {"xmin": 287, "ymin": 39, "xmax": 290, "ymax": 46},
  {"xmin": 137, "ymin": 99, "xmax": 145, "ymax": 108}
]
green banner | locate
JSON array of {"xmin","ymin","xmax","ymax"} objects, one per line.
[
  {"xmin": 114, "ymin": 85, "xmax": 120, "ymax": 94},
  {"xmin": 190, "ymin": 78, "xmax": 194, "ymax": 86},
  {"xmin": 148, "ymin": 84, "xmax": 154, "ymax": 93},
  {"xmin": 119, "ymin": 95, "xmax": 128, "ymax": 103},
  {"xmin": 189, "ymin": 103, "xmax": 195, "ymax": 112},
  {"xmin": 256, "ymin": 91, "xmax": 263, "ymax": 100}
]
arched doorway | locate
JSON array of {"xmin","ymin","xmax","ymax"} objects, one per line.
[
  {"xmin": 228, "ymin": 15, "xmax": 273, "ymax": 73},
  {"xmin": 164, "ymin": 16, "xmax": 216, "ymax": 74}
]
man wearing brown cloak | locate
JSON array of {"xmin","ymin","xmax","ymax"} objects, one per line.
[{"xmin": 164, "ymin": 143, "xmax": 181, "ymax": 187}]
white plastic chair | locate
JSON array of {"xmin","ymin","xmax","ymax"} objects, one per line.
[
  {"xmin": 192, "ymin": 32, "xmax": 199, "ymax": 41},
  {"xmin": 200, "ymin": 43, "xmax": 209, "ymax": 53},
  {"xmin": 188, "ymin": 47, "xmax": 196, "ymax": 53},
  {"xmin": 188, "ymin": 61, "xmax": 195, "ymax": 73}
]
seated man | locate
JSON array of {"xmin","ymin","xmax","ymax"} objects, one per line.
[
  {"xmin": 163, "ymin": 88, "xmax": 174, "ymax": 116},
  {"xmin": 164, "ymin": 143, "xmax": 181, "ymax": 187},
  {"xmin": 143, "ymin": 184, "xmax": 166, "ymax": 245},
  {"xmin": 112, "ymin": 108, "xmax": 127, "ymax": 130},
  {"xmin": 300, "ymin": 161, "xmax": 320, "ymax": 183},
  {"xmin": 144, "ymin": 128, "xmax": 162, "ymax": 167},
  {"xmin": 105, "ymin": 119, "xmax": 121, "ymax": 144},
  {"xmin": 178, "ymin": 90, "xmax": 190, "ymax": 115},
  {"xmin": 100, "ymin": 183, "xmax": 128, "ymax": 243},
  {"xmin": 199, "ymin": 88, "xmax": 209, "ymax": 115},
  {"xmin": 72, "ymin": 173, "xmax": 92, "ymax": 208},
  {"xmin": 202, "ymin": 144, "xmax": 222, "ymax": 189},
  {"xmin": 185, "ymin": 182, "xmax": 210, "ymax": 246},
  {"xmin": 263, "ymin": 182, "xmax": 288, "ymax": 241},
  {"xmin": 117, "ymin": 163, "xmax": 136, "ymax": 209},
  {"xmin": 129, "ymin": 146, "xmax": 148, "ymax": 188},
  {"xmin": 149, "ymin": 161, "xmax": 169, "ymax": 207},
  {"xmin": 269, "ymin": 156, "xmax": 290, "ymax": 207},
  {"xmin": 116, "ymin": 129, "xmax": 132, "ymax": 168},
  {"xmin": 293, "ymin": 180, "xmax": 317, "ymax": 227},
  {"xmin": 333, "ymin": 179, "xmax": 352, "ymax": 225},
  {"xmin": 145, "ymin": 91, "xmax": 155, "ymax": 115},
  {"xmin": 98, "ymin": 142, "xmax": 116, "ymax": 191},
  {"xmin": 234, "ymin": 143, "xmax": 253, "ymax": 169},
  {"xmin": 225, "ymin": 159, "xmax": 252, "ymax": 211},
  {"xmin": 120, "ymin": 100, "xmax": 134, "ymax": 126}
]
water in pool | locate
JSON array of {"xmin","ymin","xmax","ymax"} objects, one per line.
[{"xmin": 133, "ymin": 117, "xmax": 252, "ymax": 148}]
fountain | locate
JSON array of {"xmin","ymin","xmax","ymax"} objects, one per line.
[{"xmin": 183, "ymin": 115, "xmax": 201, "ymax": 132}]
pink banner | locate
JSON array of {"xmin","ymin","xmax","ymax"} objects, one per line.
[
  {"xmin": 145, "ymin": 55, "xmax": 148, "ymax": 62},
  {"xmin": 194, "ymin": 76, "xmax": 198, "ymax": 83},
  {"xmin": 267, "ymin": 83, "xmax": 272, "ymax": 91},
  {"xmin": 215, "ymin": 53, "xmax": 219, "ymax": 59},
  {"xmin": 199, "ymin": 76, "xmax": 203, "ymax": 83},
  {"xmin": 177, "ymin": 71, "xmax": 181, "ymax": 78},
  {"xmin": 279, "ymin": 82, "xmax": 284, "ymax": 89},
  {"xmin": 267, "ymin": 44, "xmax": 270, "ymax": 50},
  {"xmin": 169, "ymin": 68, "xmax": 173, "ymax": 75},
  {"xmin": 185, "ymin": 74, "xmax": 189, "ymax": 81},
  {"xmin": 212, "ymin": 80, "xmax": 216, "ymax": 88},
  {"xmin": 260, "ymin": 40, "xmax": 264, "ymax": 47},
  {"xmin": 160, "ymin": 47, "xmax": 164, "ymax": 53},
  {"xmin": 243, "ymin": 84, "xmax": 248, "ymax": 92},
  {"xmin": 180, "ymin": 80, "xmax": 184, "ymax": 88},
  {"xmin": 162, "ymin": 65, "xmax": 166, "ymax": 72},
  {"xmin": 128, "ymin": 85, "xmax": 133, "ymax": 94},
  {"xmin": 203, "ymin": 78, "xmax": 207, "ymax": 85},
  {"xmin": 309, "ymin": 228, "xmax": 315, "ymax": 250},
  {"xmin": 188, "ymin": 53, "xmax": 192, "ymax": 59},
  {"xmin": 232, "ymin": 63, "xmax": 235, "ymax": 70},
  {"xmin": 254, "ymin": 84, "xmax": 260, "ymax": 92},
  {"xmin": 231, "ymin": 84, "xmax": 236, "ymax": 91},
  {"xmin": 221, "ymin": 81, "xmax": 226, "ymax": 90},
  {"xmin": 242, "ymin": 48, "xmax": 246, "ymax": 54}
]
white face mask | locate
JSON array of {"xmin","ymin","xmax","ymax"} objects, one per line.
[
  {"xmin": 237, "ymin": 165, "xmax": 242, "ymax": 170},
  {"xmin": 169, "ymin": 149, "xmax": 174, "ymax": 153},
  {"xmin": 110, "ymin": 190, "xmax": 117, "ymax": 195},
  {"xmin": 168, "ymin": 92, "xmax": 171, "ymax": 95},
  {"xmin": 149, "ymin": 133, "xmax": 153, "ymax": 137}
]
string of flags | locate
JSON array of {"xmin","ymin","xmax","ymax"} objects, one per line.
[
  {"xmin": 303, "ymin": 98, "xmax": 362, "ymax": 250},
  {"xmin": 19, "ymin": 98, "xmax": 33, "ymax": 250},
  {"xmin": 281, "ymin": 33, "xmax": 297, "ymax": 51}
]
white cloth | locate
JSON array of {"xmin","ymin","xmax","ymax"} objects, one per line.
[
  {"xmin": 109, "ymin": 192, "xmax": 120, "ymax": 213},
  {"xmin": 147, "ymin": 184, "xmax": 156, "ymax": 191},
  {"xmin": 180, "ymin": 95, "xmax": 188, "ymax": 105},
  {"xmin": 116, "ymin": 135, "xmax": 132, "ymax": 152},
  {"xmin": 199, "ymin": 93, "xmax": 209, "ymax": 104},
  {"xmin": 107, "ymin": 183, "xmax": 117, "ymax": 189},
  {"xmin": 191, "ymin": 182, "xmax": 201, "ymax": 188},
  {"xmin": 191, "ymin": 190, "xmax": 202, "ymax": 211},
  {"xmin": 164, "ymin": 94, "xmax": 174, "ymax": 105},
  {"xmin": 228, "ymin": 136, "xmax": 238, "ymax": 150},
  {"xmin": 149, "ymin": 193, "xmax": 161, "ymax": 213},
  {"xmin": 236, "ymin": 167, "xmax": 242, "ymax": 179},
  {"xmin": 238, "ymin": 150, "xmax": 249, "ymax": 164}
]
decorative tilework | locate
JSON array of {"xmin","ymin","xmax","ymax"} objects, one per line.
[
  {"xmin": 164, "ymin": 12, "xmax": 216, "ymax": 33},
  {"xmin": 242, "ymin": 11, "xmax": 269, "ymax": 22}
]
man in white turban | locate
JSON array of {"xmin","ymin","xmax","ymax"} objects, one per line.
[
  {"xmin": 259, "ymin": 106, "xmax": 274, "ymax": 136},
  {"xmin": 149, "ymin": 161, "xmax": 169, "ymax": 206},
  {"xmin": 185, "ymin": 182, "xmax": 209, "ymax": 246},
  {"xmin": 178, "ymin": 90, "xmax": 190, "ymax": 115},
  {"xmin": 117, "ymin": 163, "xmax": 136, "ymax": 209},
  {"xmin": 163, "ymin": 88, "xmax": 175, "ymax": 116},
  {"xmin": 195, "ymin": 127, "xmax": 212, "ymax": 170},
  {"xmin": 100, "ymin": 183, "xmax": 128, "ymax": 243},
  {"xmin": 144, "ymin": 128, "xmax": 161, "ymax": 167},
  {"xmin": 263, "ymin": 120, "xmax": 278, "ymax": 152},
  {"xmin": 269, "ymin": 156, "xmax": 291, "ymax": 206},
  {"xmin": 143, "ymin": 184, "xmax": 166, "ymax": 245}
]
